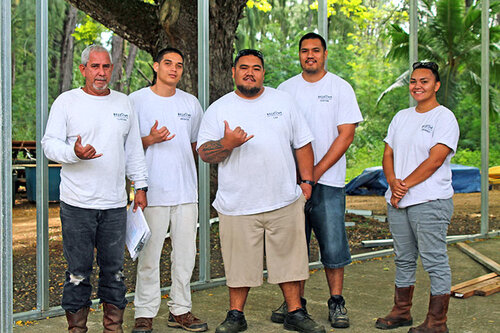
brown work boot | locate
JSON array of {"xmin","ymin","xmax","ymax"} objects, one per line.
[
  {"xmin": 376, "ymin": 285, "xmax": 414, "ymax": 329},
  {"xmin": 168, "ymin": 311, "xmax": 208, "ymax": 332},
  {"xmin": 132, "ymin": 317, "xmax": 153, "ymax": 333},
  {"xmin": 102, "ymin": 303, "xmax": 124, "ymax": 333},
  {"xmin": 66, "ymin": 306, "xmax": 89, "ymax": 332},
  {"xmin": 408, "ymin": 294, "xmax": 450, "ymax": 333}
]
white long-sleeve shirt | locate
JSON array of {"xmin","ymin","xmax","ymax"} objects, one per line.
[{"xmin": 42, "ymin": 88, "xmax": 148, "ymax": 209}]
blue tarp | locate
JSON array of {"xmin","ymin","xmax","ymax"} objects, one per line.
[{"xmin": 345, "ymin": 164, "xmax": 481, "ymax": 196}]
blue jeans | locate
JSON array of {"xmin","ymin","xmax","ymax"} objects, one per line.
[
  {"xmin": 388, "ymin": 199, "xmax": 453, "ymax": 295},
  {"xmin": 60, "ymin": 201, "xmax": 128, "ymax": 312},
  {"xmin": 306, "ymin": 184, "xmax": 352, "ymax": 268}
]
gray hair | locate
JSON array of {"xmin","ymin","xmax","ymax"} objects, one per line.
[{"xmin": 81, "ymin": 45, "xmax": 113, "ymax": 65}]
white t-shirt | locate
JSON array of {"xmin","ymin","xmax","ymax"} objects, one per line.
[
  {"xmin": 129, "ymin": 87, "xmax": 202, "ymax": 206},
  {"xmin": 278, "ymin": 72, "xmax": 363, "ymax": 187},
  {"xmin": 384, "ymin": 105, "xmax": 459, "ymax": 208},
  {"xmin": 197, "ymin": 88, "xmax": 314, "ymax": 216},
  {"xmin": 41, "ymin": 88, "xmax": 148, "ymax": 209}
]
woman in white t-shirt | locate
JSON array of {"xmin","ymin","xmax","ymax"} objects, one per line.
[{"xmin": 376, "ymin": 62, "xmax": 459, "ymax": 333}]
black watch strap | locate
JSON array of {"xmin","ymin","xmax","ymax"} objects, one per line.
[
  {"xmin": 301, "ymin": 180, "xmax": 315, "ymax": 186},
  {"xmin": 135, "ymin": 187, "xmax": 148, "ymax": 192}
]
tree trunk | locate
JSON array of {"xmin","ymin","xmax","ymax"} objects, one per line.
[
  {"xmin": 110, "ymin": 34, "xmax": 125, "ymax": 91},
  {"xmin": 124, "ymin": 43, "xmax": 139, "ymax": 94},
  {"xmin": 65, "ymin": 0, "xmax": 247, "ymax": 101},
  {"xmin": 60, "ymin": 5, "xmax": 78, "ymax": 93}
]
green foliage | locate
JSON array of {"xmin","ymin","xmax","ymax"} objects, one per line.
[
  {"xmin": 452, "ymin": 148, "xmax": 500, "ymax": 168},
  {"xmin": 73, "ymin": 14, "xmax": 109, "ymax": 45},
  {"xmin": 11, "ymin": 0, "xmax": 68, "ymax": 140},
  {"xmin": 383, "ymin": 0, "xmax": 499, "ymax": 113},
  {"xmin": 345, "ymin": 141, "xmax": 385, "ymax": 182}
]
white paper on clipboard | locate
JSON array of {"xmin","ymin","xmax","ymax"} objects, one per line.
[{"xmin": 126, "ymin": 206, "xmax": 151, "ymax": 261}]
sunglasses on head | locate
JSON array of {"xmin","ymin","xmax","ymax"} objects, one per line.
[
  {"xmin": 412, "ymin": 61, "xmax": 439, "ymax": 71},
  {"xmin": 234, "ymin": 49, "xmax": 265, "ymax": 67}
]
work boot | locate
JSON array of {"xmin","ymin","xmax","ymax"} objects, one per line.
[
  {"xmin": 408, "ymin": 294, "xmax": 450, "ymax": 333},
  {"xmin": 271, "ymin": 297, "xmax": 307, "ymax": 323},
  {"xmin": 376, "ymin": 285, "xmax": 414, "ymax": 329},
  {"xmin": 102, "ymin": 303, "xmax": 124, "ymax": 333},
  {"xmin": 283, "ymin": 308, "xmax": 325, "ymax": 333},
  {"xmin": 215, "ymin": 310, "xmax": 247, "ymax": 333},
  {"xmin": 131, "ymin": 317, "xmax": 153, "ymax": 333},
  {"xmin": 66, "ymin": 306, "xmax": 89, "ymax": 333},
  {"xmin": 328, "ymin": 295, "xmax": 349, "ymax": 328},
  {"xmin": 168, "ymin": 311, "xmax": 208, "ymax": 332}
]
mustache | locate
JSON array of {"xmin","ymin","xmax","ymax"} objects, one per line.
[{"xmin": 243, "ymin": 75, "xmax": 256, "ymax": 81}]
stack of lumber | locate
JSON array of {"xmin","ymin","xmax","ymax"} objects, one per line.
[
  {"xmin": 451, "ymin": 272, "xmax": 500, "ymax": 298},
  {"xmin": 451, "ymin": 242, "xmax": 500, "ymax": 299}
]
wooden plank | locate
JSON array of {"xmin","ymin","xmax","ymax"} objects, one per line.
[
  {"xmin": 456, "ymin": 242, "xmax": 500, "ymax": 275},
  {"xmin": 475, "ymin": 279, "xmax": 500, "ymax": 296},
  {"xmin": 453, "ymin": 277, "xmax": 500, "ymax": 298},
  {"xmin": 451, "ymin": 272, "xmax": 498, "ymax": 292}
]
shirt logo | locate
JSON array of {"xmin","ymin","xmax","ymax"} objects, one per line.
[
  {"xmin": 318, "ymin": 95, "xmax": 332, "ymax": 102},
  {"xmin": 113, "ymin": 112, "xmax": 129, "ymax": 121},
  {"xmin": 178, "ymin": 112, "xmax": 192, "ymax": 121},
  {"xmin": 266, "ymin": 111, "xmax": 283, "ymax": 119},
  {"xmin": 421, "ymin": 124, "xmax": 433, "ymax": 133}
]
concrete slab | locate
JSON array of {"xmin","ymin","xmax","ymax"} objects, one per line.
[{"xmin": 14, "ymin": 237, "xmax": 499, "ymax": 332}]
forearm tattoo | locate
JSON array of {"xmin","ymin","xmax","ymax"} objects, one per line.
[{"xmin": 199, "ymin": 140, "xmax": 231, "ymax": 164}]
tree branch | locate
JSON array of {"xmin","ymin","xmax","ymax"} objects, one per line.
[{"xmin": 66, "ymin": 0, "xmax": 161, "ymax": 54}]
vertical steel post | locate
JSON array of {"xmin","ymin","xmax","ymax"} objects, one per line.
[
  {"xmin": 480, "ymin": 0, "xmax": 490, "ymax": 235},
  {"xmin": 0, "ymin": 0, "xmax": 13, "ymax": 330},
  {"xmin": 318, "ymin": 0, "xmax": 328, "ymax": 70},
  {"xmin": 36, "ymin": 0, "xmax": 50, "ymax": 311},
  {"xmin": 409, "ymin": 0, "xmax": 418, "ymax": 107},
  {"xmin": 197, "ymin": 0, "xmax": 211, "ymax": 282}
]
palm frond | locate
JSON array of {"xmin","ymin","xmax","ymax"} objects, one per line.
[{"xmin": 376, "ymin": 70, "xmax": 410, "ymax": 105}]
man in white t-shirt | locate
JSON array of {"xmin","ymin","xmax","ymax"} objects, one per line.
[
  {"xmin": 276, "ymin": 32, "xmax": 363, "ymax": 329},
  {"xmin": 129, "ymin": 48, "xmax": 207, "ymax": 333},
  {"xmin": 197, "ymin": 49, "xmax": 325, "ymax": 333},
  {"xmin": 42, "ymin": 45, "xmax": 148, "ymax": 332}
]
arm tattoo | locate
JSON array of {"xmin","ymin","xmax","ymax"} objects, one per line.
[{"xmin": 199, "ymin": 140, "xmax": 231, "ymax": 164}]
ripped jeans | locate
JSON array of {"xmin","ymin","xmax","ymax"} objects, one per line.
[{"xmin": 60, "ymin": 201, "xmax": 128, "ymax": 312}]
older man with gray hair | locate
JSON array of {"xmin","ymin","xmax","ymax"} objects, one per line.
[{"xmin": 42, "ymin": 44, "xmax": 148, "ymax": 332}]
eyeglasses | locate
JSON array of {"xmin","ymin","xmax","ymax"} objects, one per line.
[
  {"xmin": 234, "ymin": 49, "xmax": 264, "ymax": 67},
  {"xmin": 412, "ymin": 61, "xmax": 439, "ymax": 71}
]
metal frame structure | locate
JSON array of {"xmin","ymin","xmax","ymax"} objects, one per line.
[
  {"xmin": 36, "ymin": 0, "xmax": 50, "ymax": 314},
  {"xmin": 1, "ymin": 0, "xmax": 13, "ymax": 330},
  {"xmin": 197, "ymin": 0, "xmax": 211, "ymax": 285},
  {"xmin": 480, "ymin": 0, "xmax": 490, "ymax": 234},
  {"xmin": 0, "ymin": 1, "xmax": 493, "ymax": 329}
]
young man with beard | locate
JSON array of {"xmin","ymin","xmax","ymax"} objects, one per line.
[
  {"xmin": 197, "ymin": 49, "xmax": 325, "ymax": 333},
  {"xmin": 273, "ymin": 32, "xmax": 363, "ymax": 329},
  {"xmin": 42, "ymin": 44, "xmax": 148, "ymax": 332},
  {"xmin": 129, "ymin": 48, "xmax": 207, "ymax": 332}
]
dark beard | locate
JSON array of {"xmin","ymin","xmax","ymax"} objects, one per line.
[
  {"xmin": 237, "ymin": 85, "xmax": 261, "ymax": 97},
  {"xmin": 303, "ymin": 67, "xmax": 319, "ymax": 74}
]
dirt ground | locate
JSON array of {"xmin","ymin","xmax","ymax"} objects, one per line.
[
  {"xmin": 346, "ymin": 189, "xmax": 500, "ymax": 217},
  {"xmin": 10, "ymin": 189, "xmax": 500, "ymax": 313}
]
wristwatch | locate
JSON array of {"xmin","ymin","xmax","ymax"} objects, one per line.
[
  {"xmin": 301, "ymin": 180, "xmax": 315, "ymax": 186},
  {"xmin": 135, "ymin": 187, "xmax": 148, "ymax": 193}
]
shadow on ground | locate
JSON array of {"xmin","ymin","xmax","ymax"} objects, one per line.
[{"xmin": 13, "ymin": 237, "xmax": 499, "ymax": 332}]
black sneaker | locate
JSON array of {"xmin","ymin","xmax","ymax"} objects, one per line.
[
  {"xmin": 328, "ymin": 295, "xmax": 349, "ymax": 328},
  {"xmin": 271, "ymin": 297, "xmax": 307, "ymax": 323},
  {"xmin": 284, "ymin": 308, "xmax": 325, "ymax": 333},
  {"xmin": 215, "ymin": 310, "xmax": 247, "ymax": 333}
]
